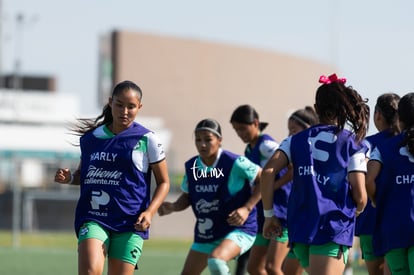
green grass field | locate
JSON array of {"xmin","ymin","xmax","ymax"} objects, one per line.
[
  {"xmin": 0, "ymin": 231, "xmax": 232, "ymax": 274},
  {"xmin": 0, "ymin": 231, "xmax": 368, "ymax": 274}
]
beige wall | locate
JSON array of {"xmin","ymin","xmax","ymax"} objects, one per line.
[{"xmin": 111, "ymin": 30, "xmax": 334, "ymax": 172}]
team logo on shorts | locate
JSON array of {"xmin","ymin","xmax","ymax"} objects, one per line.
[
  {"xmin": 130, "ymin": 248, "xmax": 138, "ymax": 259},
  {"xmin": 79, "ymin": 226, "xmax": 89, "ymax": 236}
]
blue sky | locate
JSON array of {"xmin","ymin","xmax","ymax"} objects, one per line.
[{"xmin": 2, "ymin": 0, "xmax": 414, "ymax": 125}]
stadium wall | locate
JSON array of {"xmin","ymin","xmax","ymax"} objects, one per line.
[{"xmin": 109, "ymin": 30, "xmax": 334, "ymax": 172}]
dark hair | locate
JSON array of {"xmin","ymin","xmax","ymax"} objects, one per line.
[
  {"xmin": 315, "ymin": 77, "xmax": 370, "ymax": 142},
  {"xmin": 72, "ymin": 80, "xmax": 142, "ymax": 135},
  {"xmin": 195, "ymin": 118, "xmax": 222, "ymax": 138},
  {"xmin": 375, "ymin": 93, "xmax": 400, "ymax": 135},
  {"xmin": 398, "ymin": 93, "xmax": 414, "ymax": 155},
  {"xmin": 230, "ymin": 104, "xmax": 268, "ymax": 131},
  {"xmin": 289, "ymin": 106, "xmax": 319, "ymax": 128}
]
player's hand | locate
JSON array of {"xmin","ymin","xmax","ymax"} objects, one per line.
[
  {"xmin": 158, "ymin": 202, "xmax": 175, "ymax": 216},
  {"xmin": 227, "ymin": 207, "xmax": 249, "ymax": 226},
  {"xmin": 54, "ymin": 168, "xmax": 71, "ymax": 184},
  {"xmin": 134, "ymin": 211, "xmax": 153, "ymax": 231},
  {"xmin": 262, "ymin": 216, "xmax": 282, "ymax": 239}
]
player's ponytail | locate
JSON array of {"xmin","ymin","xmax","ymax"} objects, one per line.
[{"xmin": 398, "ymin": 93, "xmax": 414, "ymax": 155}]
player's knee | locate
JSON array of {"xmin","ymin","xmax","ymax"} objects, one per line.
[
  {"xmin": 208, "ymin": 257, "xmax": 229, "ymax": 275},
  {"xmin": 265, "ymin": 260, "xmax": 282, "ymax": 275}
]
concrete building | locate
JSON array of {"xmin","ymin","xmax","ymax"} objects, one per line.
[{"xmin": 106, "ymin": 30, "xmax": 334, "ymax": 172}]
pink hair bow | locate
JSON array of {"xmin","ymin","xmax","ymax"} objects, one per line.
[{"xmin": 319, "ymin": 74, "xmax": 346, "ymax": 84}]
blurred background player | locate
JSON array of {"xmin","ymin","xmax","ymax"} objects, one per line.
[
  {"xmin": 357, "ymin": 93, "xmax": 400, "ymax": 275},
  {"xmin": 366, "ymin": 92, "xmax": 414, "ymax": 275}
]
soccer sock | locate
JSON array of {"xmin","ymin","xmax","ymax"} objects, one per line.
[{"xmin": 207, "ymin": 258, "xmax": 230, "ymax": 275}]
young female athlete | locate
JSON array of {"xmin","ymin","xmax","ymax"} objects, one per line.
[
  {"xmin": 54, "ymin": 80, "xmax": 170, "ymax": 275},
  {"xmin": 158, "ymin": 118, "xmax": 262, "ymax": 275},
  {"xmin": 366, "ymin": 92, "xmax": 414, "ymax": 275},
  {"xmin": 283, "ymin": 106, "xmax": 319, "ymax": 275},
  {"xmin": 287, "ymin": 106, "xmax": 319, "ymax": 136},
  {"xmin": 230, "ymin": 104, "xmax": 285, "ymax": 275},
  {"xmin": 356, "ymin": 93, "xmax": 400, "ymax": 275},
  {"xmin": 261, "ymin": 73, "xmax": 369, "ymax": 275},
  {"xmin": 230, "ymin": 105, "xmax": 317, "ymax": 275}
]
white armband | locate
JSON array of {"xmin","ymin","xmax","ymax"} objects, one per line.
[{"xmin": 263, "ymin": 209, "xmax": 274, "ymax": 218}]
